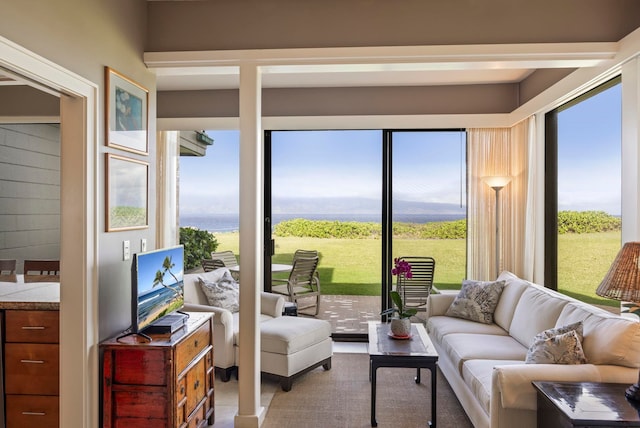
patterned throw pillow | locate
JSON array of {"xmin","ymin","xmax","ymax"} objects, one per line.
[
  {"xmin": 445, "ymin": 279, "xmax": 506, "ymax": 324},
  {"xmin": 533, "ymin": 321, "xmax": 584, "ymax": 343},
  {"xmin": 198, "ymin": 270, "xmax": 240, "ymax": 312},
  {"xmin": 525, "ymin": 328, "xmax": 587, "ymax": 364}
]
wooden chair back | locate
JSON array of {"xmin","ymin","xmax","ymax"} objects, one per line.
[
  {"xmin": 24, "ymin": 259, "xmax": 60, "ymax": 283},
  {"xmin": 0, "ymin": 259, "xmax": 17, "ymax": 282}
]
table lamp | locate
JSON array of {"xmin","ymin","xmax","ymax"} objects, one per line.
[{"xmin": 596, "ymin": 241, "xmax": 640, "ymax": 402}]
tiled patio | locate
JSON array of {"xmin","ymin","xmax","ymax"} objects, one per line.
[{"xmin": 297, "ymin": 294, "xmax": 431, "ymax": 335}]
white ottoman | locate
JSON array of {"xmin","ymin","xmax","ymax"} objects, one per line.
[{"xmin": 260, "ymin": 316, "xmax": 332, "ymax": 391}]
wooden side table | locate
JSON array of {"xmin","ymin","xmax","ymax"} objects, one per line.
[{"xmin": 533, "ymin": 381, "xmax": 640, "ymax": 427}]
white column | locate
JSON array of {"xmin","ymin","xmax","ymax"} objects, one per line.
[
  {"xmin": 235, "ymin": 64, "xmax": 264, "ymax": 428},
  {"xmin": 622, "ymin": 57, "xmax": 640, "ymax": 243},
  {"xmin": 156, "ymin": 131, "xmax": 180, "ymax": 247}
]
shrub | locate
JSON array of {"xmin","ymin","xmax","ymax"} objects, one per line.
[
  {"xmin": 179, "ymin": 227, "xmax": 219, "ymax": 271},
  {"xmin": 557, "ymin": 211, "xmax": 621, "ymax": 234},
  {"xmin": 274, "ymin": 218, "xmax": 467, "ymax": 239}
]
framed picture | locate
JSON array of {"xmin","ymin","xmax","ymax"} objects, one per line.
[
  {"xmin": 106, "ymin": 154, "xmax": 148, "ymax": 232},
  {"xmin": 105, "ymin": 67, "xmax": 149, "ymax": 155}
]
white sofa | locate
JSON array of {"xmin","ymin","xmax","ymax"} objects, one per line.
[
  {"xmin": 182, "ymin": 268, "xmax": 285, "ymax": 381},
  {"xmin": 427, "ymin": 270, "xmax": 640, "ymax": 428}
]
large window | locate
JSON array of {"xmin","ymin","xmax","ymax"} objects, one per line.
[{"xmin": 546, "ymin": 78, "xmax": 622, "ymax": 306}]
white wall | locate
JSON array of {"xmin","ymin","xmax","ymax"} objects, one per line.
[{"xmin": 0, "ymin": 124, "xmax": 60, "ymax": 272}]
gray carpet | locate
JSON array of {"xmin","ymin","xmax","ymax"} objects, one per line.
[{"xmin": 262, "ymin": 353, "xmax": 474, "ymax": 428}]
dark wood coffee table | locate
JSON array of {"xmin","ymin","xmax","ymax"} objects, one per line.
[
  {"xmin": 533, "ymin": 381, "xmax": 640, "ymax": 427},
  {"xmin": 368, "ymin": 321, "xmax": 439, "ymax": 427}
]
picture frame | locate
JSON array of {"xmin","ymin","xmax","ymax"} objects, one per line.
[
  {"xmin": 105, "ymin": 67, "xmax": 149, "ymax": 155},
  {"xmin": 106, "ymin": 154, "xmax": 149, "ymax": 232}
]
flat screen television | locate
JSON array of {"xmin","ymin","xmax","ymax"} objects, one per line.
[{"xmin": 131, "ymin": 244, "xmax": 185, "ymax": 336}]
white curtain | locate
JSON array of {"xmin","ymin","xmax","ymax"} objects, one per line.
[{"xmin": 467, "ymin": 116, "xmax": 536, "ymax": 281}]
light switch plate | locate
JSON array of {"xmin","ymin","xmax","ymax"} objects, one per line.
[
  {"xmin": 123, "ymin": 240, "xmax": 130, "ymax": 261},
  {"xmin": 141, "ymin": 238, "xmax": 147, "ymax": 252}
]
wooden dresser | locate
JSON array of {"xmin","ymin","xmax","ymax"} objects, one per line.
[
  {"xmin": 101, "ymin": 312, "xmax": 214, "ymax": 428},
  {"xmin": 4, "ymin": 309, "xmax": 60, "ymax": 428}
]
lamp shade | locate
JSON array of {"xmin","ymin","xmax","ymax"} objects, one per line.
[
  {"xmin": 482, "ymin": 176, "xmax": 512, "ymax": 189},
  {"xmin": 596, "ymin": 242, "xmax": 640, "ymax": 303}
]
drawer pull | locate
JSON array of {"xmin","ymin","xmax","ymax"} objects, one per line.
[
  {"xmin": 22, "ymin": 326, "xmax": 46, "ymax": 330},
  {"xmin": 194, "ymin": 379, "xmax": 200, "ymax": 389},
  {"xmin": 194, "ymin": 339, "xmax": 199, "ymax": 347},
  {"xmin": 20, "ymin": 359, "xmax": 45, "ymax": 364},
  {"xmin": 22, "ymin": 412, "xmax": 46, "ymax": 416}
]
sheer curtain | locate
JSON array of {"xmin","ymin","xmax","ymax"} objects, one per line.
[{"xmin": 467, "ymin": 116, "xmax": 537, "ymax": 281}]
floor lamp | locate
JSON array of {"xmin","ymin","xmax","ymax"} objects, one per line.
[{"xmin": 483, "ymin": 176, "xmax": 511, "ymax": 278}]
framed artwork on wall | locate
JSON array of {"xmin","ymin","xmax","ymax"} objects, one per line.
[
  {"xmin": 105, "ymin": 66, "xmax": 149, "ymax": 155},
  {"xmin": 106, "ymin": 154, "xmax": 148, "ymax": 232}
]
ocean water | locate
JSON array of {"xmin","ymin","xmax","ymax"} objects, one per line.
[{"xmin": 180, "ymin": 213, "xmax": 465, "ymax": 233}]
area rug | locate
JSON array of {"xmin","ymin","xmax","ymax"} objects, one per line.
[{"xmin": 261, "ymin": 352, "xmax": 473, "ymax": 428}]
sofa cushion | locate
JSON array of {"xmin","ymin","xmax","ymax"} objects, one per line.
[
  {"xmin": 525, "ymin": 329, "xmax": 587, "ymax": 364},
  {"xmin": 427, "ymin": 315, "xmax": 509, "ymax": 344},
  {"xmin": 261, "ymin": 317, "xmax": 332, "ymax": 355},
  {"xmin": 198, "ymin": 270, "xmax": 240, "ymax": 312},
  {"xmin": 509, "ymin": 285, "xmax": 569, "ymax": 348},
  {"xmin": 493, "ymin": 271, "xmax": 530, "ymax": 332},
  {"xmin": 462, "ymin": 359, "xmax": 523, "ymax": 415},
  {"xmin": 557, "ymin": 302, "xmax": 640, "ymax": 367},
  {"xmin": 445, "ymin": 279, "xmax": 506, "ymax": 324},
  {"xmin": 441, "ymin": 333, "xmax": 528, "ymax": 374}
]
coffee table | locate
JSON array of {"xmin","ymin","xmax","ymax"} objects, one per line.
[{"xmin": 368, "ymin": 321, "xmax": 439, "ymax": 427}]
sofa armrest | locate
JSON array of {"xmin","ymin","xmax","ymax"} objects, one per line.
[
  {"xmin": 183, "ymin": 302, "xmax": 236, "ymax": 369},
  {"xmin": 491, "ymin": 363, "xmax": 602, "ymax": 411},
  {"xmin": 183, "ymin": 303, "xmax": 234, "ymax": 328},
  {"xmin": 428, "ymin": 291, "xmax": 458, "ymax": 316},
  {"xmin": 261, "ymin": 292, "xmax": 285, "ymax": 318}
]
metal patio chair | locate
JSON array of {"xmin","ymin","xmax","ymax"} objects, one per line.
[
  {"xmin": 272, "ymin": 255, "xmax": 320, "ymax": 316},
  {"xmin": 395, "ymin": 256, "xmax": 436, "ymax": 319}
]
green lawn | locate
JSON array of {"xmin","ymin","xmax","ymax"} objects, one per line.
[{"xmin": 215, "ymin": 231, "xmax": 620, "ymax": 306}]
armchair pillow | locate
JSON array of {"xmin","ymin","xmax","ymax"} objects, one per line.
[
  {"xmin": 198, "ymin": 270, "xmax": 240, "ymax": 312},
  {"xmin": 445, "ymin": 279, "xmax": 506, "ymax": 324}
]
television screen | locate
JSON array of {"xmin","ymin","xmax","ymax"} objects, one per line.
[{"xmin": 132, "ymin": 245, "xmax": 184, "ymax": 333}]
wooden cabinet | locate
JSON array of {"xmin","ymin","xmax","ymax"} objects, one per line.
[
  {"xmin": 4, "ymin": 309, "xmax": 60, "ymax": 428},
  {"xmin": 101, "ymin": 312, "xmax": 214, "ymax": 428}
]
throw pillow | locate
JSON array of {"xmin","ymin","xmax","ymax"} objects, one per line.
[
  {"xmin": 525, "ymin": 329, "xmax": 587, "ymax": 364},
  {"xmin": 198, "ymin": 270, "xmax": 240, "ymax": 312},
  {"xmin": 445, "ymin": 279, "xmax": 506, "ymax": 324},
  {"xmin": 534, "ymin": 321, "xmax": 584, "ymax": 343}
]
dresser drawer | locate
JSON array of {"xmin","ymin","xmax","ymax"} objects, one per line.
[
  {"xmin": 5, "ymin": 310, "xmax": 59, "ymax": 343},
  {"xmin": 176, "ymin": 320, "xmax": 211, "ymax": 372},
  {"xmin": 5, "ymin": 343, "xmax": 59, "ymax": 395},
  {"xmin": 6, "ymin": 394, "xmax": 59, "ymax": 428}
]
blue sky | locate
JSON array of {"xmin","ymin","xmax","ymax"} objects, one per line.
[{"xmin": 179, "ymin": 83, "xmax": 621, "ymax": 216}]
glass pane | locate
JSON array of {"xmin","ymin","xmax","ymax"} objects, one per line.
[
  {"xmin": 271, "ymin": 130, "xmax": 382, "ymax": 335},
  {"xmin": 391, "ymin": 131, "xmax": 467, "ymax": 309},
  {"xmin": 557, "ymin": 83, "xmax": 621, "ymax": 308},
  {"xmin": 179, "ymin": 130, "xmax": 240, "ymax": 270}
]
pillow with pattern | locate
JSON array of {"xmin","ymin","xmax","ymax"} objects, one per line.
[
  {"xmin": 525, "ymin": 329, "xmax": 587, "ymax": 364},
  {"xmin": 445, "ymin": 279, "xmax": 506, "ymax": 324},
  {"xmin": 534, "ymin": 321, "xmax": 584, "ymax": 343},
  {"xmin": 198, "ymin": 270, "xmax": 239, "ymax": 312}
]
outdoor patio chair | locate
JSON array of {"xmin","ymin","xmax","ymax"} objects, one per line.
[
  {"xmin": 292, "ymin": 249, "xmax": 321, "ymax": 289},
  {"xmin": 202, "ymin": 258, "xmax": 225, "ymax": 272},
  {"xmin": 211, "ymin": 250, "xmax": 239, "ymax": 268},
  {"xmin": 272, "ymin": 255, "xmax": 320, "ymax": 316},
  {"xmin": 23, "ymin": 259, "xmax": 60, "ymax": 283},
  {"xmin": 395, "ymin": 256, "xmax": 435, "ymax": 319}
]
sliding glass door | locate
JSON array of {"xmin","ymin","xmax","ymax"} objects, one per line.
[{"xmin": 266, "ymin": 129, "xmax": 467, "ymax": 337}]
